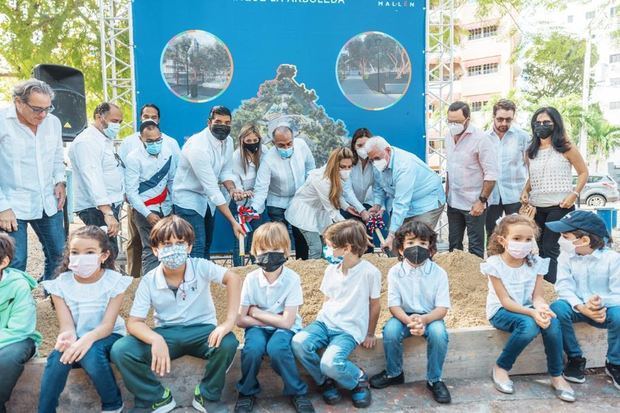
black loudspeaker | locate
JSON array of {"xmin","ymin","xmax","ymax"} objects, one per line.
[{"xmin": 32, "ymin": 64, "xmax": 87, "ymax": 142}]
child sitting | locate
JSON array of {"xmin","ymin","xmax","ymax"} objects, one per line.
[
  {"xmin": 369, "ymin": 220, "xmax": 451, "ymax": 403},
  {"xmin": 111, "ymin": 215, "xmax": 241, "ymax": 413},
  {"xmin": 235, "ymin": 222, "xmax": 314, "ymax": 413},
  {"xmin": 39, "ymin": 226, "xmax": 131, "ymax": 413},
  {"xmin": 547, "ymin": 210, "xmax": 620, "ymax": 390},
  {"xmin": 0, "ymin": 234, "xmax": 40, "ymax": 413},
  {"xmin": 482, "ymin": 214, "xmax": 575, "ymax": 402},
  {"xmin": 292, "ymin": 219, "xmax": 381, "ymax": 409}
]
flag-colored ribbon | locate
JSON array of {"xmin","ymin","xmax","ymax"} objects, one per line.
[
  {"xmin": 366, "ymin": 214, "xmax": 385, "ymax": 232},
  {"xmin": 238, "ymin": 206, "xmax": 260, "ymax": 234}
]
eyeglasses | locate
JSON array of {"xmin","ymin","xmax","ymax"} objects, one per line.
[
  {"xmin": 24, "ymin": 102, "xmax": 55, "ymax": 114},
  {"xmin": 145, "ymin": 137, "xmax": 163, "ymax": 144},
  {"xmin": 495, "ymin": 117, "xmax": 513, "ymax": 123},
  {"xmin": 534, "ymin": 121, "xmax": 554, "ymax": 127}
]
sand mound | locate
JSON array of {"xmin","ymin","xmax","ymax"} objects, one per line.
[{"xmin": 36, "ymin": 250, "xmax": 556, "ymax": 356}]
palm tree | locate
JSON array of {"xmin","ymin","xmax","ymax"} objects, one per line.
[{"xmin": 586, "ymin": 109, "xmax": 620, "ymax": 171}]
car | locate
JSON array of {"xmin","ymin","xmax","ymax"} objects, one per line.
[{"xmin": 573, "ymin": 174, "xmax": 620, "ymax": 207}]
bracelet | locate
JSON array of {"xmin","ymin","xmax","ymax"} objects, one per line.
[{"xmin": 572, "ymin": 191, "xmax": 580, "ymax": 197}]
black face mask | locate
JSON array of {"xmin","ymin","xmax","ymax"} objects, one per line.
[
  {"xmin": 534, "ymin": 124, "xmax": 553, "ymax": 139},
  {"xmin": 403, "ymin": 246, "xmax": 430, "ymax": 265},
  {"xmin": 211, "ymin": 124, "xmax": 231, "ymax": 140},
  {"xmin": 245, "ymin": 142, "xmax": 260, "ymax": 154},
  {"xmin": 256, "ymin": 252, "xmax": 287, "ymax": 272}
]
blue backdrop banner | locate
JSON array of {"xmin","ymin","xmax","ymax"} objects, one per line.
[{"xmin": 132, "ymin": 0, "xmax": 426, "ymax": 254}]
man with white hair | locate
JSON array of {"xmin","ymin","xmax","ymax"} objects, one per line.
[
  {"xmin": 365, "ymin": 136, "xmax": 445, "ymax": 251},
  {"xmin": 0, "ymin": 79, "xmax": 66, "ymax": 281}
]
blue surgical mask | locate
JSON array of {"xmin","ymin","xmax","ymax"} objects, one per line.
[
  {"xmin": 278, "ymin": 147, "xmax": 294, "ymax": 159},
  {"xmin": 157, "ymin": 244, "xmax": 188, "ymax": 269},
  {"xmin": 145, "ymin": 140, "xmax": 163, "ymax": 156},
  {"xmin": 103, "ymin": 121, "xmax": 121, "ymax": 139},
  {"xmin": 323, "ymin": 245, "xmax": 343, "ymax": 265}
]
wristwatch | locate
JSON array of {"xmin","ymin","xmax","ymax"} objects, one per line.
[{"xmin": 478, "ymin": 196, "xmax": 488, "ymax": 205}]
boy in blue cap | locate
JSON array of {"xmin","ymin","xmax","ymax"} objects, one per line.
[{"xmin": 547, "ymin": 210, "xmax": 620, "ymax": 390}]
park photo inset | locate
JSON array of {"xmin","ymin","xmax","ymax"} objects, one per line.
[
  {"xmin": 160, "ymin": 30, "xmax": 233, "ymax": 103},
  {"xmin": 336, "ymin": 31, "xmax": 411, "ymax": 111}
]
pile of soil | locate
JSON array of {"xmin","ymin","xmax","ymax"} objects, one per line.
[{"xmin": 35, "ymin": 250, "xmax": 556, "ymax": 356}]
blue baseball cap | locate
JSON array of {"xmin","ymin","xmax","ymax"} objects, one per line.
[{"xmin": 545, "ymin": 210, "xmax": 610, "ymax": 240}]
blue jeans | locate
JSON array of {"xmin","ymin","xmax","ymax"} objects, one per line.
[
  {"xmin": 0, "ymin": 338, "xmax": 36, "ymax": 413},
  {"xmin": 292, "ymin": 321, "xmax": 360, "ymax": 390},
  {"xmin": 551, "ymin": 299, "xmax": 620, "ymax": 364},
  {"xmin": 38, "ymin": 334, "xmax": 123, "ymax": 412},
  {"xmin": 8, "ymin": 211, "xmax": 64, "ymax": 281},
  {"xmin": 490, "ymin": 308, "xmax": 563, "ymax": 376},
  {"xmin": 237, "ymin": 327, "xmax": 308, "ymax": 396},
  {"xmin": 173, "ymin": 205, "xmax": 214, "ymax": 259},
  {"xmin": 382, "ymin": 316, "xmax": 449, "ymax": 383}
]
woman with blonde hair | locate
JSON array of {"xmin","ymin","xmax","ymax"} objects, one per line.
[{"xmin": 285, "ymin": 147, "xmax": 370, "ymax": 259}]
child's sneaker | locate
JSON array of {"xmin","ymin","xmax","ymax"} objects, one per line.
[
  {"xmin": 605, "ymin": 360, "xmax": 620, "ymax": 390},
  {"xmin": 234, "ymin": 393, "xmax": 256, "ymax": 413},
  {"xmin": 427, "ymin": 381, "xmax": 451, "ymax": 404},
  {"xmin": 563, "ymin": 356, "xmax": 587, "ymax": 383},
  {"xmin": 151, "ymin": 388, "xmax": 176, "ymax": 413},
  {"xmin": 192, "ymin": 385, "xmax": 209, "ymax": 412},
  {"xmin": 290, "ymin": 395, "xmax": 315, "ymax": 413},
  {"xmin": 319, "ymin": 378, "xmax": 342, "ymax": 405},
  {"xmin": 351, "ymin": 371, "xmax": 372, "ymax": 409},
  {"xmin": 369, "ymin": 370, "xmax": 404, "ymax": 389}
]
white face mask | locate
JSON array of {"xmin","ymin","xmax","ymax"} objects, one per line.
[
  {"xmin": 372, "ymin": 158, "xmax": 388, "ymax": 172},
  {"xmin": 506, "ymin": 241, "xmax": 533, "ymax": 259},
  {"xmin": 339, "ymin": 169, "xmax": 351, "ymax": 180},
  {"xmin": 68, "ymin": 254, "xmax": 101, "ymax": 278},
  {"xmin": 356, "ymin": 147, "xmax": 368, "ymax": 160},
  {"xmin": 558, "ymin": 236, "xmax": 582, "ymax": 256},
  {"xmin": 448, "ymin": 122, "xmax": 465, "ymax": 137},
  {"xmin": 103, "ymin": 121, "xmax": 121, "ymax": 139}
]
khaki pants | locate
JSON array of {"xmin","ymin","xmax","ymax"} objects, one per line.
[{"xmin": 126, "ymin": 207, "xmax": 143, "ymax": 278}]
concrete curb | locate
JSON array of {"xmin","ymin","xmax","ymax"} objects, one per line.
[{"xmin": 9, "ymin": 324, "xmax": 606, "ymax": 412}]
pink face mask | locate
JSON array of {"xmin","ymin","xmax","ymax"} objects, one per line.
[
  {"xmin": 506, "ymin": 241, "xmax": 533, "ymax": 259},
  {"xmin": 68, "ymin": 254, "xmax": 101, "ymax": 278}
]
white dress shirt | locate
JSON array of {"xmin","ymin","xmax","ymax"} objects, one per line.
[
  {"xmin": 285, "ymin": 166, "xmax": 364, "ymax": 233},
  {"xmin": 387, "ymin": 260, "xmax": 451, "ymax": 315},
  {"xmin": 232, "ymin": 145, "xmax": 268, "ymax": 206},
  {"xmin": 350, "ymin": 160, "xmax": 374, "ymax": 205},
  {"xmin": 118, "ymin": 131, "xmax": 180, "ymax": 163},
  {"xmin": 0, "ymin": 105, "xmax": 65, "ymax": 220},
  {"xmin": 250, "ymin": 139, "xmax": 316, "ymax": 214},
  {"xmin": 124, "ymin": 141, "xmax": 177, "ymax": 218},
  {"xmin": 68, "ymin": 125, "xmax": 124, "ymax": 211},
  {"xmin": 486, "ymin": 126, "xmax": 530, "ymax": 206},
  {"xmin": 172, "ymin": 127, "xmax": 235, "ymax": 217},
  {"xmin": 555, "ymin": 248, "xmax": 620, "ymax": 310}
]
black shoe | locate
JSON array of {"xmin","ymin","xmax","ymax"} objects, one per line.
[
  {"xmin": 605, "ymin": 360, "xmax": 620, "ymax": 390},
  {"xmin": 319, "ymin": 378, "xmax": 342, "ymax": 405},
  {"xmin": 427, "ymin": 381, "xmax": 451, "ymax": 404},
  {"xmin": 290, "ymin": 395, "xmax": 315, "ymax": 413},
  {"xmin": 369, "ymin": 370, "xmax": 405, "ymax": 389},
  {"xmin": 351, "ymin": 372, "xmax": 372, "ymax": 409},
  {"xmin": 234, "ymin": 394, "xmax": 256, "ymax": 413},
  {"xmin": 563, "ymin": 356, "xmax": 587, "ymax": 383}
]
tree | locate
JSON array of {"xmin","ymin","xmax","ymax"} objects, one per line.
[
  {"xmin": 586, "ymin": 105, "xmax": 620, "ymax": 170},
  {"xmin": 522, "ymin": 33, "xmax": 599, "ymax": 102}
]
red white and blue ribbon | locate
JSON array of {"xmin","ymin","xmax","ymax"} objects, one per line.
[
  {"xmin": 237, "ymin": 206, "xmax": 260, "ymax": 235},
  {"xmin": 366, "ymin": 214, "xmax": 385, "ymax": 233}
]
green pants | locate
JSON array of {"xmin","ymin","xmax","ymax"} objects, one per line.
[{"xmin": 110, "ymin": 324, "xmax": 238, "ymax": 407}]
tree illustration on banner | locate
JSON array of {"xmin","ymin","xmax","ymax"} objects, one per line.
[{"xmin": 232, "ymin": 64, "xmax": 348, "ymax": 166}]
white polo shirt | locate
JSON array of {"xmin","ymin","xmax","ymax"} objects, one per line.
[
  {"xmin": 130, "ymin": 257, "xmax": 227, "ymax": 327},
  {"xmin": 316, "ymin": 259, "xmax": 382, "ymax": 343},
  {"xmin": 387, "ymin": 260, "xmax": 451, "ymax": 315},
  {"xmin": 241, "ymin": 266, "xmax": 304, "ymax": 332}
]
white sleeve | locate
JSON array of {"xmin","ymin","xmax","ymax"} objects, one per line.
[
  {"xmin": 370, "ymin": 265, "xmax": 382, "ymax": 299},
  {"xmin": 110, "ymin": 274, "xmax": 133, "ymax": 297},
  {"xmin": 129, "ymin": 278, "xmax": 152, "ymax": 319},
  {"xmin": 240, "ymin": 276, "xmax": 252, "ymax": 307},
  {"xmin": 434, "ymin": 268, "xmax": 451, "ymax": 309},
  {"xmin": 195, "ymin": 258, "xmax": 227, "ymax": 285},
  {"xmin": 40, "ymin": 279, "xmax": 64, "ymax": 299},
  {"xmin": 124, "ymin": 153, "xmax": 151, "ymax": 218},
  {"xmin": 250, "ymin": 158, "xmax": 272, "ymax": 214},
  {"xmin": 52, "ymin": 117, "xmax": 65, "ymax": 185},
  {"xmin": 285, "ymin": 274, "xmax": 304, "ymax": 307},
  {"xmin": 480, "ymin": 259, "xmax": 501, "ymax": 279},
  {"xmin": 387, "ymin": 266, "xmax": 401, "ymax": 307},
  {"xmin": 71, "ymin": 140, "xmax": 110, "ymax": 206},
  {"xmin": 185, "ymin": 145, "xmax": 226, "ymax": 207},
  {"xmin": 310, "ymin": 174, "xmax": 342, "ymax": 222}
]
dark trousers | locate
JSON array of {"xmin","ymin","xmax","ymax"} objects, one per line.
[
  {"xmin": 486, "ymin": 200, "xmax": 521, "ymax": 239},
  {"xmin": 0, "ymin": 339, "xmax": 35, "ymax": 413},
  {"xmin": 134, "ymin": 211, "xmax": 165, "ymax": 275},
  {"xmin": 534, "ymin": 205, "xmax": 575, "ymax": 283},
  {"xmin": 126, "ymin": 206, "xmax": 144, "ymax": 278},
  {"xmin": 76, "ymin": 205, "xmax": 121, "ymax": 259},
  {"xmin": 447, "ymin": 205, "xmax": 486, "ymax": 258},
  {"xmin": 173, "ymin": 205, "xmax": 215, "ymax": 260},
  {"xmin": 341, "ymin": 203, "xmax": 374, "ymax": 253},
  {"xmin": 267, "ymin": 206, "xmax": 308, "ymax": 260}
]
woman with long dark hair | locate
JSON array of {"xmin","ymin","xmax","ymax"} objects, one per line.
[{"xmin": 520, "ymin": 107, "xmax": 588, "ymax": 283}]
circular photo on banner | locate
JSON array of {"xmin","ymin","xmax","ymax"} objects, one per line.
[
  {"xmin": 161, "ymin": 30, "xmax": 233, "ymax": 103},
  {"xmin": 336, "ymin": 32, "xmax": 411, "ymax": 111}
]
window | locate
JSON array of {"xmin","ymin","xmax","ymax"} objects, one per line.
[
  {"xmin": 467, "ymin": 63, "xmax": 499, "ymax": 76},
  {"xmin": 587, "ymin": 175, "xmax": 604, "ymax": 183},
  {"xmin": 471, "ymin": 101, "xmax": 488, "ymax": 112},
  {"xmin": 612, "ymin": 7, "xmax": 618, "ymax": 17},
  {"xmin": 468, "ymin": 25, "xmax": 498, "ymax": 40},
  {"xmin": 611, "ymin": 54, "xmax": 620, "ymax": 63},
  {"xmin": 567, "ymin": 15, "xmax": 574, "ymax": 23},
  {"xmin": 611, "ymin": 78, "xmax": 620, "ymax": 87},
  {"xmin": 586, "ymin": 11, "xmax": 595, "ymax": 19},
  {"xmin": 610, "ymin": 101, "xmax": 620, "ymax": 109}
]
